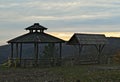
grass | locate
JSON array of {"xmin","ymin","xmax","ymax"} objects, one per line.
[
  {"xmin": 0, "ymin": 65, "xmax": 120, "ymax": 82},
  {"xmin": 48, "ymin": 65, "xmax": 89, "ymax": 81},
  {"xmin": 48, "ymin": 65, "xmax": 120, "ymax": 82}
]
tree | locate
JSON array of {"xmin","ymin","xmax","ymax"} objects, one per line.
[
  {"xmin": 43, "ymin": 43, "xmax": 58, "ymax": 58},
  {"xmin": 42, "ymin": 43, "xmax": 59, "ymax": 66}
]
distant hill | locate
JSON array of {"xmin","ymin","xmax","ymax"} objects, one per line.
[{"xmin": 0, "ymin": 37, "xmax": 120, "ymax": 64}]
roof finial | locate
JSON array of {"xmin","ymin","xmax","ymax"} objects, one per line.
[{"xmin": 25, "ymin": 23, "xmax": 48, "ymax": 33}]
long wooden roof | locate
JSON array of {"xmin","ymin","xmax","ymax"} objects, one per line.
[{"xmin": 67, "ymin": 33, "xmax": 108, "ymax": 45}]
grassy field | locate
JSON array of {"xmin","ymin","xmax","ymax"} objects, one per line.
[{"xmin": 0, "ymin": 65, "xmax": 120, "ymax": 82}]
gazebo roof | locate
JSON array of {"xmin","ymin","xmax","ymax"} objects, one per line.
[
  {"xmin": 8, "ymin": 23, "xmax": 65, "ymax": 43},
  {"xmin": 25, "ymin": 23, "xmax": 47, "ymax": 30},
  {"xmin": 67, "ymin": 33, "xmax": 108, "ymax": 45}
]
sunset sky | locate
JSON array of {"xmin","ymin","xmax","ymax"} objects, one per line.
[{"xmin": 0, "ymin": 0, "xmax": 120, "ymax": 45}]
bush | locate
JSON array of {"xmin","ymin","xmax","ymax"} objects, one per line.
[
  {"xmin": 1, "ymin": 58, "xmax": 13, "ymax": 68},
  {"xmin": 1, "ymin": 58, "xmax": 21, "ymax": 68},
  {"xmin": 14, "ymin": 58, "xmax": 20, "ymax": 68},
  {"xmin": 113, "ymin": 51, "xmax": 120, "ymax": 64}
]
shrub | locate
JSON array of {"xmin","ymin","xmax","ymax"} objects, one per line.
[
  {"xmin": 14, "ymin": 58, "xmax": 20, "ymax": 68},
  {"xmin": 113, "ymin": 51, "xmax": 120, "ymax": 64}
]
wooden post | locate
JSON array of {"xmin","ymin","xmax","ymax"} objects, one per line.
[
  {"xmin": 36, "ymin": 43, "xmax": 39, "ymax": 65},
  {"xmin": 98, "ymin": 45, "xmax": 101, "ymax": 64},
  {"xmin": 11, "ymin": 43, "xmax": 14, "ymax": 59},
  {"xmin": 99, "ymin": 44, "xmax": 105, "ymax": 64},
  {"xmin": 59, "ymin": 43, "xmax": 62, "ymax": 66},
  {"xmin": 77, "ymin": 45, "xmax": 83, "ymax": 64},
  {"xmin": 16, "ymin": 43, "xmax": 19, "ymax": 58},
  {"xmin": 59, "ymin": 43, "xmax": 62, "ymax": 59},
  {"xmin": 34, "ymin": 43, "xmax": 39, "ymax": 67},
  {"xmin": 95, "ymin": 44, "xmax": 105, "ymax": 64},
  {"xmin": 95, "ymin": 45, "xmax": 100, "ymax": 64},
  {"xmin": 34, "ymin": 43, "xmax": 36, "ymax": 66},
  {"xmin": 78, "ymin": 45, "xmax": 83, "ymax": 56},
  {"xmin": 10, "ymin": 43, "xmax": 14, "ymax": 66},
  {"xmin": 20, "ymin": 43, "xmax": 22, "ymax": 65},
  {"xmin": 100, "ymin": 44, "xmax": 105, "ymax": 53}
]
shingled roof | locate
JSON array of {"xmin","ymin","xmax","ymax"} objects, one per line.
[
  {"xmin": 8, "ymin": 32, "xmax": 65, "ymax": 43},
  {"xmin": 8, "ymin": 23, "xmax": 65, "ymax": 43},
  {"xmin": 25, "ymin": 23, "xmax": 47, "ymax": 30},
  {"xmin": 67, "ymin": 33, "xmax": 108, "ymax": 45}
]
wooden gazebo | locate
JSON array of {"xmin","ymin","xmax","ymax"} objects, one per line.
[
  {"xmin": 8, "ymin": 23, "xmax": 65, "ymax": 67},
  {"xmin": 67, "ymin": 33, "xmax": 108, "ymax": 64}
]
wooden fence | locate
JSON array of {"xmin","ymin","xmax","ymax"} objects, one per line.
[{"xmin": 10, "ymin": 58, "xmax": 61, "ymax": 67}]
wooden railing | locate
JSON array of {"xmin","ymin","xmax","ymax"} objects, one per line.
[
  {"xmin": 8, "ymin": 58, "xmax": 98, "ymax": 67},
  {"xmin": 10, "ymin": 58, "xmax": 62, "ymax": 67}
]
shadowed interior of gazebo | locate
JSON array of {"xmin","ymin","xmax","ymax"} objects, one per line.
[{"xmin": 7, "ymin": 23, "xmax": 65, "ymax": 67}]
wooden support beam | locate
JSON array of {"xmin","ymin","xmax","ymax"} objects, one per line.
[
  {"xmin": 36, "ymin": 43, "xmax": 39, "ymax": 64},
  {"xmin": 95, "ymin": 44, "xmax": 105, "ymax": 64},
  {"xmin": 34, "ymin": 43, "xmax": 36, "ymax": 66},
  {"xmin": 10, "ymin": 43, "xmax": 14, "ymax": 67},
  {"xmin": 16, "ymin": 43, "xmax": 19, "ymax": 58},
  {"xmin": 58, "ymin": 43, "xmax": 62, "ymax": 66},
  {"xmin": 59, "ymin": 43, "xmax": 62, "ymax": 59},
  {"xmin": 98, "ymin": 45, "xmax": 101, "ymax": 64},
  {"xmin": 20, "ymin": 43, "xmax": 22, "ymax": 65},
  {"xmin": 95, "ymin": 45, "xmax": 100, "ymax": 64},
  {"xmin": 78, "ymin": 45, "xmax": 83, "ymax": 56},
  {"xmin": 94, "ymin": 45, "xmax": 99, "ymax": 52},
  {"xmin": 11, "ymin": 43, "xmax": 14, "ymax": 59},
  {"xmin": 34, "ymin": 43, "xmax": 39, "ymax": 67},
  {"xmin": 100, "ymin": 44, "xmax": 105, "ymax": 53}
]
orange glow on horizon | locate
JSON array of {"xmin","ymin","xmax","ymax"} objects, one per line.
[
  {"xmin": 48, "ymin": 32, "xmax": 120, "ymax": 41},
  {"xmin": 0, "ymin": 32, "xmax": 120, "ymax": 46}
]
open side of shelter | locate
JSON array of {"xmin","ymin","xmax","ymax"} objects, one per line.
[
  {"xmin": 67, "ymin": 33, "xmax": 108, "ymax": 64},
  {"xmin": 7, "ymin": 23, "xmax": 65, "ymax": 67}
]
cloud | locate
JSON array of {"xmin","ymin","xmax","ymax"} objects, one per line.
[
  {"xmin": 0, "ymin": 3, "xmax": 19, "ymax": 8},
  {"xmin": 0, "ymin": 0, "xmax": 120, "ymax": 46},
  {"xmin": 0, "ymin": 11, "xmax": 119, "ymax": 23},
  {"xmin": 0, "ymin": 0, "xmax": 120, "ymax": 39},
  {"xmin": 20, "ymin": 0, "xmax": 120, "ymax": 9},
  {"xmin": 20, "ymin": 15, "xmax": 108, "ymax": 21},
  {"xmin": 0, "ymin": 0, "xmax": 120, "ymax": 23}
]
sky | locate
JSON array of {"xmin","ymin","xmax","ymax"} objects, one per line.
[{"xmin": 0, "ymin": 0, "xmax": 120, "ymax": 45}]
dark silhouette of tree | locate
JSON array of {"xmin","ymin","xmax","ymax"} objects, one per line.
[
  {"xmin": 42, "ymin": 43, "xmax": 59, "ymax": 66},
  {"xmin": 43, "ymin": 43, "xmax": 58, "ymax": 58}
]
